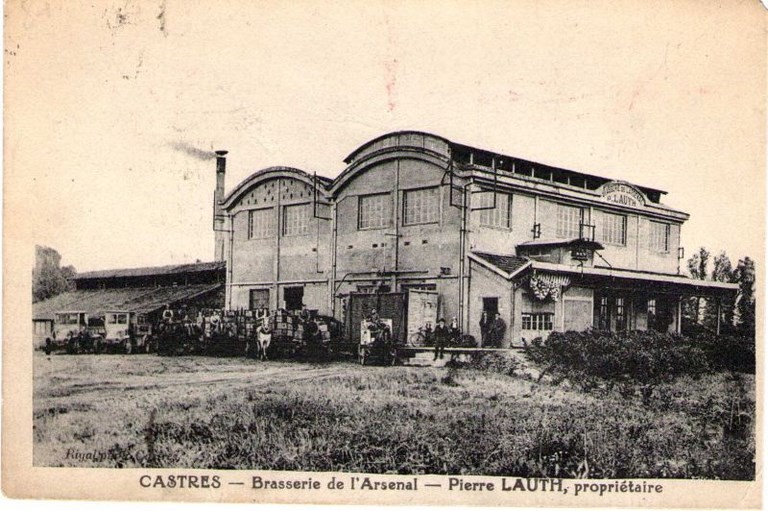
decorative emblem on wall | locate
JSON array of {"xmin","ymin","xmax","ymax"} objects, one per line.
[{"xmin": 529, "ymin": 271, "xmax": 571, "ymax": 302}]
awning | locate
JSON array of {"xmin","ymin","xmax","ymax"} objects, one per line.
[
  {"xmin": 469, "ymin": 251, "xmax": 738, "ymax": 297},
  {"xmin": 517, "ymin": 237, "xmax": 605, "ymax": 251},
  {"xmin": 530, "ymin": 261, "xmax": 738, "ymax": 297},
  {"xmin": 32, "ymin": 283, "xmax": 223, "ymax": 320}
]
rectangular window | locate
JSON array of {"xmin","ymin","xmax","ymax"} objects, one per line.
[
  {"xmin": 358, "ymin": 193, "xmax": 391, "ymax": 229},
  {"xmin": 282, "ymin": 204, "xmax": 310, "ymax": 236},
  {"xmin": 649, "ymin": 221, "xmax": 670, "ymax": 252},
  {"xmin": 595, "ymin": 296, "xmax": 610, "ymax": 330},
  {"xmin": 478, "ymin": 192, "xmax": 512, "ymax": 229},
  {"xmin": 249, "ymin": 289, "xmax": 270, "ymax": 310},
  {"xmin": 647, "ymin": 298, "xmax": 656, "ymax": 317},
  {"xmin": 62, "ymin": 313, "xmax": 80, "ymax": 325},
  {"xmin": 647, "ymin": 298, "xmax": 656, "ymax": 330},
  {"xmin": 556, "ymin": 204, "xmax": 583, "ymax": 238},
  {"xmin": 615, "ymin": 297, "xmax": 626, "ymax": 331},
  {"xmin": 601, "ymin": 211, "xmax": 627, "ymax": 245},
  {"xmin": 107, "ymin": 313, "xmax": 127, "ymax": 325},
  {"xmin": 403, "ymin": 187, "xmax": 439, "ymax": 225},
  {"xmin": 248, "ymin": 208, "xmax": 274, "ymax": 239},
  {"xmin": 522, "ymin": 313, "xmax": 554, "ymax": 330}
]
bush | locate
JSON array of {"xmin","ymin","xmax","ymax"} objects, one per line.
[
  {"xmin": 693, "ymin": 333, "xmax": 755, "ymax": 373},
  {"xmin": 449, "ymin": 351, "xmax": 520, "ymax": 376},
  {"xmin": 524, "ymin": 330, "xmax": 711, "ymax": 391},
  {"xmin": 451, "ymin": 334, "xmax": 478, "ymax": 348}
]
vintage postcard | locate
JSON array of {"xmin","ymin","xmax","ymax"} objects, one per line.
[{"xmin": 2, "ymin": 0, "xmax": 765, "ymax": 508}]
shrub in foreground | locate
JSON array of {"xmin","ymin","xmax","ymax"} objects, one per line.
[
  {"xmin": 446, "ymin": 351, "xmax": 520, "ymax": 376},
  {"xmin": 693, "ymin": 332, "xmax": 755, "ymax": 373},
  {"xmin": 524, "ymin": 330, "xmax": 710, "ymax": 391},
  {"xmin": 127, "ymin": 371, "xmax": 753, "ymax": 479}
]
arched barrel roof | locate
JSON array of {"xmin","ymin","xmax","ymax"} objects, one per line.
[
  {"xmin": 331, "ymin": 131, "xmax": 452, "ymax": 194},
  {"xmin": 220, "ymin": 166, "xmax": 331, "ymax": 210},
  {"xmin": 342, "ymin": 130, "xmax": 452, "ymax": 164},
  {"xmin": 221, "ymin": 131, "xmax": 673, "ymax": 209}
]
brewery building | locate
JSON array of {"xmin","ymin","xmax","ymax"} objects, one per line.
[{"xmin": 214, "ymin": 131, "xmax": 737, "ymax": 347}]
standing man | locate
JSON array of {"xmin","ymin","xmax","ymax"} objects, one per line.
[
  {"xmin": 433, "ymin": 318, "xmax": 449, "ymax": 360},
  {"xmin": 479, "ymin": 311, "xmax": 490, "ymax": 347},
  {"xmin": 449, "ymin": 317, "xmax": 460, "ymax": 346},
  {"xmin": 364, "ymin": 309, "xmax": 381, "ymax": 338},
  {"xmin": 488, "ymin": 312, "xmax": 506, "ymax": 348}
]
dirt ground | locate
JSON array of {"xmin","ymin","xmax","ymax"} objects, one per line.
[
  {"xmin": 33, "ymin": 352, "xmax": 373, "ymax": 466},
  {"xmin": 35, "ymin": 353, "xmax": 354, "ymax": 404},
  {"xmin": 32, "ymin": 351, "xmax": 755, "ymax": 479}
]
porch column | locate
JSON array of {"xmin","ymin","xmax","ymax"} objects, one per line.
[
  {"xmin": 675, "ymin": 296, "xmax": 682, "ymax": 334},
  {"xmin": 716, "ymin": 297, "xmax": 722, "ymax": 335}
]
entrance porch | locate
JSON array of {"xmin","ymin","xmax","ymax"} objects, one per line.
[{"xmin": 468, "ymin": 253, "xmax": 738, "ymax": 348}]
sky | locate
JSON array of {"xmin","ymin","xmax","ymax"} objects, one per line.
[{"xmin": 5, "ymin": 0, "xmax": 765, "ymax": 273}]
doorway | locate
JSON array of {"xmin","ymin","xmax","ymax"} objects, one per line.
[
  {"xmin": 284, "ymin": 287, "xmax": 304, "ymax": 311},
  {"xmin": 482, "ymin": 297, "xmax": 499, "ymax": 317}
]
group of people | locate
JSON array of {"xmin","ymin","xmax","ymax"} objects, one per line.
[
  {"xmin": 431, "ymin": 313, "xmax": 506, "ymax": 359},
  {"xmin": 364, "ymin": 308, "xmax": 508, "ymax": 362},
  {"xmin": 429, "ymin": 317, "xmax": 460, "ymax": 360},
  {"xmin": 479, "ymin": 311, "xmax": 506, "ymax": 348}
]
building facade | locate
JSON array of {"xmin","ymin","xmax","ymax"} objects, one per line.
[{"xmin": 217, "ymin": 131, "xmax": 736, "ymax": 346}]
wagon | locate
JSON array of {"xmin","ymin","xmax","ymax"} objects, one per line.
[{"xmin": 155, "ymin": 311, "xmax": 204, "ymax": 356}]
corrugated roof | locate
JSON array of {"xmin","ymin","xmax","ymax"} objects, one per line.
[
  {"xmin": 32, "ymin": 283, "xmax": 223, "ymax": 320},
  {"xmin": 74, "ymin": 261, "xmax": 225, "ymax": 280},
  {"xmin": 471, "ymin": 252, "xmax": 530, "ymax": 275}
]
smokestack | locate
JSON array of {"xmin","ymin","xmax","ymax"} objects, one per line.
[
  {"xmin": 216, "ymin": 150, "xmax": 228, "ymax": 173},
  {"xmin": 213, "ymin": 150, "xmax": 228, "ymax": 262}
]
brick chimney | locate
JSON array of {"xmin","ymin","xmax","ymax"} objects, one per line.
[{"xmin": 213, "ymin": 150, "xmax": 228, "ymax": 262}]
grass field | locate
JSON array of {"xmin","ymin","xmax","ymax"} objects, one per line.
[{"xmin": 33, "ymin": 352, "xmax": 755, "ymax": 479}]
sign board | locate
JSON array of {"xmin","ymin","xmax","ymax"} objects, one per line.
[{"xmin": 599, "ymin": 181, "xmax": 646, "ymax": 208}]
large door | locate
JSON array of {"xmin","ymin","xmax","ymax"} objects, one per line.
[
  {"xmin": 564, "ymin": 299, "xmax": 592, "ymax": 332},
  {"xmin": 406, "ymin": 290, "xmax": 438, "ymax": 346},
  {"xmin": 346, "ymin": 293, "xmax": 406, "ymax": 343}
]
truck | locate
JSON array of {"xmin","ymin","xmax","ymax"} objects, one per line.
[
  {"xmin": 50, "ymin": 311, "xmax": 104, "ymax": 354},
  {"xmin": 102, "ymin": 311, "xmax": 154, "ymax": 354}
]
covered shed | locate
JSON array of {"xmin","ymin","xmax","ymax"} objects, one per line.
[{"xmin": 32, "ymin": 261, "xmax": 226, "ymax": 346}]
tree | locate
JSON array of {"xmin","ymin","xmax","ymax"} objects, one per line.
[
  {"xmin": 687, "ymin": 247, "xmax": 710, "ymax": 280},
  {"xmin": 682, "ymin": 247, "xmax": 710, "ymax": 328},
  {"xmin": 681, "ymin": 247, "xmax": 755, "ymax": 337},
  {"xmin": 32, "ymin": 245, "xmax": 76, "ymax": 302},
  {"xmin": 734, "ymin": 257, "xmax": 756, "ymax": 336},
  {"xmin": 703, "ymin": 251, "xmax": 737, "ymax": 331}
]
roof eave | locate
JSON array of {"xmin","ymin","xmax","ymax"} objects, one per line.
[
  {"xmin": 530, "ymin": 261, "xmax": 739, "ymax": 292},
  {"xmin": 468, "ymin": 252, "xmax": 532, "ymax": 281}
]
